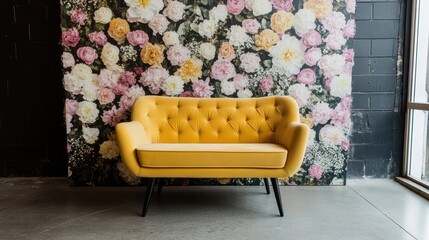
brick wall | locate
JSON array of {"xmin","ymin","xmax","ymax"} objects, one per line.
[{"xmin": 0, "ymin": 0, "xmax": 67, "ymax": 176}]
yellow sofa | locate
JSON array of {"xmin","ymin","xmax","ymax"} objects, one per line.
[{"xmin": 116, "ymin": 96, "xmax": 309, "ymax": 217}]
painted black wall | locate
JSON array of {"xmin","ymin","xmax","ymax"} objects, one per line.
[{"xmin": 0, "ymin": 0, "xmax": 407, "ymax": 178}]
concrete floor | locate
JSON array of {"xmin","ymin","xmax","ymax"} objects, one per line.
[{"xmin": 0, "ymin": 179, "xmax": 428, "ymax": 240}]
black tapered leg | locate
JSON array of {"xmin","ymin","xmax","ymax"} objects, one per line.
[
  {"xmin": 142, "ymin": 178, "xmax": 156, "ymax": 217},
  {"xmin": 263, "ymin": 178, "xmax": 270, "ymax": 194},
  {"xmin": 157, "ymin": 178, "xmax": 164, "ymax": 194},
  {"xmin": 270, "ymin": 178, "xmax": 284, "ymax": 217}
]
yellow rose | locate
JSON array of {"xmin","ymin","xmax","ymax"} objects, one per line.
[
  {"xmin": 140, "ymin": 43, "xmax": 165, "ymax": 67},
  {"xmin": 303, "ymin": 0, "xmax": 333, "ymax": 19},
  {"xmin": 255, "ymin": 29, "xmax": 279, "ymax": 51},
  {"xmin": 218, "ymin": 42, "xmax": 236, "ymax": 61},
  {"xmin": 271, "ymin": 11, "xmax": 294, "ymax": 34},
  {"xmin": 175, "ymin": 59, "xmax": 203, "ymax": 83},
  {"xmin": 107, "ymin": 18, "xmax": 130, "ymax": 43}
]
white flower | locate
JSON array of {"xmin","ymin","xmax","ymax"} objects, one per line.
[
  {"xmin": 198, "ymin": 20, "xmax": 218, "ymax": 39},
  {"xmin": 318, "ymin": 54, "xmax": 346, "ymax": 78},
  {"xmin": 99, "ymin": 140, "xmax": 120, "ymax": 159},
  {"xmin": 66, "ymin": 114, "xmax": 72, "ymax": 134},
  {"xmin": 319, "ymin": 125, "xmax": 346, "ymax": 146},
  {"xmin": 61, "ymin": 52, "xmax": 75, "ymax": 68},
  {"xmin": 71, "ymin": 63, "xmax": 92, "ymax": 83},
  {"xmin": 82, "ymin": 126, "xmax": 100, "ymax": 144},
  {"xmin": 252, "ymin": 0, "xmax": 272, "ymax": 16},
  {"xmin": 124, "ymin": 0, "xmax": 164, "ymax": 23},
  {"xmin": 330, "ymin": 177, "xmax": 344, "ymax": 185},
  {"xmin": 76, "ymin": 101, "xmax": 99, "ymax": 124},
  {"xmin": 269, "ymin": 35, "xmax": 306, "ymax": 76},
  {"xmin": 307, "ymin": 129, "xmax": 316, "ymax": 146},
  {"xmin": 162, "ymin": 76, "xmax": 184, "ymax": 96},
  {"xmin": 226, "ymin": 25, "xmax": 250, "ymax": 47},
  {"xmin": 82, "ymin": 81, "xmax": 99, "ymax": 102},
  {"xmin": 237, "ymin": 89, "xmax": 253, "ymax": 98},
  {"xmin": 63, "ymin": 73, "xmax": 82, "ymax": 95},
  {"xmin": 93, "ymin": 7, "xmax": 113, "ymax": 24},
  {"xmin": 117, "ymin": 162, "xmax": 140, "ymax": 185},
  {"xmin": 162, "ymin": 31, "xmax": 180, "ymax": 46},
  {"xmin": 288, "ymin": 84, "xmax": 310, "ymax": 108},
  {"xmin": 221, "ymin": 80, "xmax": 236, "ymax": 95},
  {"xmin": 101, "ymin": 43, "xmax": 120, "ymax": 69},
  {"xmin": 163, "ymin": 1, "xmax": 185, "ymax": 22},
  {"xmin": 293, "ymin": 9, "xmax": 316, "ymax": 36},
  {"xmin": 199, "ymin": 43, "xmax": 216, "ymax": 60},
  {"xmin": 209, "ymin": 4, "xmax": 228, "ymax": 22},
  {"xmin": 330, "ymin": 74, "xmax": 352, "ymax": 98}
]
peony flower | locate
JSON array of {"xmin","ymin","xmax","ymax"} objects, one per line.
[
  {"xmin": 345, "ymin": 0, "xmax": 356, "ymax": 14},
  {"xmin": 192, "ymin": 78, "xmax": 214, "ymax": 98},
  {"xmin": 148, "ymin": 14, "xmax": 169, "ymax": 35},
  {"xmin": 101, "ymin": 43, "xmax": 120, "ymax": 68},
  {"xmin": 343, "ymin": 19, "xmax": 356, "ymax": 39},
  {"xmin": 233, "ymin": 74, "xmax": 249, "ymax": 90},
  {"xmin": 288, "ymin": 83, "xmax": 310, "ymax": 108},
  {"xmin": 167, "ymin": 44, "xmax": 191, "ymax": 66},
  {"xmin": 82, "ymin": 80, "xmax": 99, "ymax": 101},
  {"xmin": 127, "ymin": 30, "xmax": 149, "ymax": 47},
  {"xmin": 162, "ymin": 76, "xmax": 184, "ymax": 96},
  {"xmin": 303, "ymin": 0, "xmax": 333, "ymax": 19},
  {"xmin": 255, "ymin": 29, "xmax": 279, "ymax": 51},
  {"xmin": 102, "ymin": 105, "xmax": 126, "ymax": 127},
  {"xmin": 270, "ymin": 0, "xmax": 293, "ymax": 12},
  {"xmin": 108, "ymin": 18, "xmax": 130, "ymax": 44},
  {"xmin": 199, "ymin": 43, "xmax": 216, "ymax": 60},
  {"xmin": 210, "ymin": 59, "xmax": 236, "ymax": 81},
  {"xmin": 65, "ymin": 99, "xmax": 79, "ymax": 116},
  {"xmin": 70, "ymin": 9, "xmax": 87, "ymax": 26},
  {"xmin": 297, "ymin": 68, "xmax": 317, "ymax": 85},
  {"xmin": 252, "ymin": 0, "xmax": 273, "ymax": 16},
  {"xmin": 324, "ymin": 30, "xmax": 347, "ymax": 50},
  {"xmin": 61, "ymin": 28, "xmax": 80, "ymax": 47},
  {"xmin": 239, "ymin": 53, "xmax": 261, "ymax": 73},
  {"xmin": 94, "ymin": 7, "xmax": 113, "ymax": 24},
  {"xmin": 99, "ymin": 68, "xmax": 121, "ymax": 90},
  {"xmin": 218, "ymin": 42, "xmax": 236, "ymax": 60},
  {"xmin": 209, "ymin": 4, "xmax": 228, "ymax": 22},
  {"xmin": 88, "ymin": 31, "xmax": 108, "ymax": 46},
  {"xmin": 270, "ymin": 10, "xmax": 294, "ymax": 34},
  {"xmin": 269, "ymin": 35, "xmax": 306, "ymax": 77},
  {"xmin": 76, "ymin": 101, "xmax": 99, "ymax": 124},
  {"xmin": 162, "ymin": 31, "xmax": 180, "ymax": 46},
  {"xmin": 175, "ymin": 58, "xmax": 203, "ymax": 83},
  {"xmin": 293, "ymin": 8, "xmax": 316, "ymax": 36},
  {"xmin": 318, "ymin": 54, "xmax": 346, "ymax": 78},
  {"xmin": 71, "ymin": 63, "xmax": 92, "ymax": 83},
  {"xmin": 221, "ymin": 80, "xmax": 236, "ymax": 95},
  {"xmin": 76, "ymin": 46, "xmax": 98, "ymax": 65},
  {"xmin": 308, "ymin": 165, "xmax": 323, "ymax": 180},
  {"xmin": 227, "ymin": 25, "xmax": 250, "ymax": 47},
  {"xmin": 141, "ymin": 43, "xmax": 165, "ymax": 67},
  {"xmin": 61, "ymin": 52, "xmax": 75, "ymax": 68},
  {"xmin": 162, "ymin": 1, "xmax": 185, "ymax": 22},
  {"xmin": 99, "ymin": 140, "xmax": 120, "ymax": 159},
  {"xmin": 140, "ymin": 67, "xmax": 169, "ymax": 94},
  {"xmin": 242, "ymin": 19, "xmax": 261, "ymax": 34},
  {"xmin": 227, "ymin": 0, "xmax": 246, "ymax": 15},
  {"xmin": 301, "ymin": 29, "xmax": 322, "ymax": 48},
  {"xmin": 237, "ymin": 89, "xmax": 253, "ymax": 98},
  {"xmin": 304, "ymin": 47, "xmax": 322, "ymax": 66},
  {"xmin": 63, "ymin": 73, "xmax": 81, "ymax": 95},
  {"xmin": 97, "ymin": 88, "xmax": 115, "ymax": 105},
  {"xmin": 330, "ymin": 74, "xmax": 352, "ymax": 98},
  {"xmin": 311, "ymin": 102, "xmax": 332, "ymax": 125},
  {"xmin": 320, "ymin": 11, "xmax": 346, "ymax": 32},
  {"xmin": 331, "ymin": 105, "xmax": 351, "ymax": 128},
  {"xmin": 82, "ymin": 126, "xmax": 100, "ymax": 144},
  {"xmin": 119, "ymin": 85, "xmax": 145, "ymax": 110},
  {"xmin": 342, "ymin": 48, "xmax": 354, "ymax": 62},
  {"xmin": 319, "ymin": 124, "xmax": 346, "ymax": 145},
  {"xmin": 259, "ymin": 76, "xmax": 274, "ymax": 93},
  {"xmin": 198, "ymin": 20, "xmax": 218, "ymax": 39},
  {"xmin": 124, "ymin": 0, "xmax": 164, "ymax": 23}
]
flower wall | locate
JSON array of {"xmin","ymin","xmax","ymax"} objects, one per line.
[{"xmin": 61, "ymin": 0, "xmax": 355, "ymax": 186}]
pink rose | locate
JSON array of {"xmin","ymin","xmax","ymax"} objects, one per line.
[
  {"xmin": 304, "ymin": 47, "xmax": 322, "ymax": 66},
  {"xmin": 270, "ymin": 0, "xmax": 293, "ymax": 11},
  {"xmin": 242, "ymin": 19, "xmax": 261, "ymax": 34},
  {"xmin": 76, "ymin": 46, "xmax": 98, "ymax": 64},
  {"xmin": 259, "ymin": 76, "xmax": 274, "ymax": 93},
  {"xmin": 192, "ymin": 78, "xmax": 214, "ymax": 98},
  {"xmin": 163, "ymin": 1, "xmax": 185, "ymax": 22},
  {"xmin": 119, "ymin": 85, "xmax": 145, "ymax": 111},
  {"xmin": 345, "ymin": 0, "xmax": 356, "ymax": 13},
  {"xmin": 149, "ymin": 14, "xmax": 169, "ymax": 35},
  {"xmin": 297, "ymin": 68, "xmax": 317, "ymax": 85},
  {"xmin": 211, "ymin": 59, "xmax": 236, "ymax": 81},
  {"xmin": 227, "ymin": 0, "xmax": 246, "ymax": 15},
  {"xmin": 70, "ymin": 9, "xmax": 87, "ymax": 26},
  {"xmin": 308, "ymin": 165, "xmax": 323, "ymax": 180},
  {"xmin": 343, "ymin": 19, "xmax": 356, "ymax": 38},
  {"xmin": 99, "ymin": 69, "xmax": 121, "ymax": 89},
  {"xmin": 127, "ymin": 30, "xmax": 149, "ymax": 47},
  {"xmin": 62, "ymin": 28, "xmax": 80, "ymax": 47},
  {"xmin": 324, "ymin": 31, "xmax": 346, "ymax": 50},
  {"xmin": 119, "ymin": 71, "xmax": 136, "ymax": 86},
  {"xmin": 140, "ymin": 67, "xmax": 169, "ymax": 94},
  {"xmin": 88, "ymin": 31, "xmax": 107, "ymax": 46},
  {"xmin": 102, "ymin": 106, "xmax": 126, "ymax": 127},
  {"xmin": 321, "ymin": 12, "xmax": 346, "ymax": 32},
  {"xmin": 331, "ymin": 106, "xmax": 351, "ymax": 128},
  {"xmin": 341, "ymin": 139, "xmax": 350, "ymax": 150},
  {"xmin": 65, "ymin": 99, "xmax": 79, "ymax": 115},
  {"xmin": 233, "ymin": 74, "xmax": 249, "ymax": 90},
  {"xmin": 342, "ymin": 48, "xmax": 354, "ymax": 62},
  {"xmin": 112, "ymin": 83, "xmax": 129, "ymax": 95},
  {"xmin": 97, "ymin": 88, "xmax": 115, "ymax": 105},
  {"xmin": 301, "ymin": 30, "xmax": 322, "ymax": 48},
  {"xmin": 311, "ymin": 102, "xmax": 332, "ymax": 125},
  {"xmin": 134, "ymin": 67, "xmax": 143, "ymax": 76}
]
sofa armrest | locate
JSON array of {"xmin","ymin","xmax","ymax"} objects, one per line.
[
  {"xmin": 274, "ymin": 122, "xmax": 309, "ymax": 177},
  {"xmin": 116, "ymin": 121, "xmax": 152, "ymax": 176}
]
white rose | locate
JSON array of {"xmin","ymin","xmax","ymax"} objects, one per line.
[
  {"xmin": 209, "ymin": 4, "xmax": 228, "ymax": 22},
  {"xmin": 63, "ymin": 73, "xmax": 82, "ymax": 95},
  {"xmin": 71, "ymin": 63, "xmax": 92, "ymax": 83},
  {"xmin": 76, "ymin": 101, "xmax": 99, "ymax": 124},
  {"xmin": 199, "ymin": 43, "xmax": 216, "ymax": 60},
  {"xmin": 162, "ymin": 76, "xmax": 184, "ymax": 96},
  {"xmin": 227, "ymin": 25, "xmax": 250, "ymax": 47},
  {"xmin": 330, "ymin": 74, "xmax": 352, "ymax": 98},
  {"xmin": 293, "ymin": 9, "xmax": 316, "ymax": 36},
  {"xmin": 288, "ymin": 83, "xmax": 310, "ymax": 108},
  {"xmin": 82, "ymin": 126, "xmax": 100, "ymax": 144},
  {"xmin": 221, "ymin": 80, "xmax": 236, "ymax": 95},
  {"xmin": 252, "ymin": 0, "xmax": 272, "ymax": 16},
  {"xmin": 99, "ymin": 140, "xmax": 120, "ymax": 159},
  {"xmin": 61, "ymin": 52, "xmax": 75, "ymax": 68},
  {"xmin": 101, "ymin": 43, "xmax": 120, "ymax": 68},
  {"xmin": 162, "ymin": 31, "xmax": 180, "ymax": 46},
  {"xmin": 237, "ymin": 89, "xmax": 253, "ymax": 98},
  {"xmin": 94, "ymin": 7, "xmax": 113, "ymax": 24},
  {"xmin": 198, "ymin": 20, "xmax": 218, "ymax": 39}
]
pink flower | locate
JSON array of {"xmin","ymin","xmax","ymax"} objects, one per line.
[
  {"xmin": 134, "ymin": 67, "xmax": 143, "ymax": 76},
  {"xmin": 127, "ymin": 30, "xmax": 149, "ymax": 48},
  {"xmin": 69, "ymin": 9, "xmax": 87, "ymax": 26},
  {"xmin": 304, "ymin": 47, "xmax": 322, "ymax": 66},
  {"xmin": 102, "ymin": 106, "xmax": 126, "ymax": 127},
  {"xmin": 270, "ymin": 0, "xmax": 293, "ymax": 11},
  {"xmin": 119, "ymin": 71, "xmax": 136, "ymax": 86},
  {"xmin": 245, "ymin": 0, "xmax": 253, "ymax": 10},
  {"xmin": 62, "ymin": 28, "xmax": 80, "ymax": 47},
  {"xmin": 331, "ymin": 105, "xmax": 350, "ymax": 127},
  {"xmin": 119, "ymin": 85, "xmax": 145, "ymax": 111},
  {"xmin": 210, "ymin": 59, "xmax": 236, "ymax": 81},
  {"xmin": 76, "ymin": 46, "xmax": 98, "ymax": 64},
  {"xmin": 242, "ymin": 19, "xmax": 261, "ymax": 34},
  {"xmin": 180, "ymin": 91, "xmax": 194, "ymax": 97},
  {"xmin": 259, "ymin": 76, "xmax": 274, "ymax": 93},
  {"xmin": 301, "ymin": 30, "xmax": 322, "ymax": 48},
  {"xmin": 112, "ymin": 83, "xmax": 129, "ymax": 95},
  {"xmin": 227, "ymin": 0, "xmax": 246, "ymax": 15},
  {"xmin": 288, "ymin": 84, "xmax": 311, "ymax": 108},
  {"xmin": 287, "ymin": 181, "xmax": 297, "ymax": 186},
  {"xmin": 340, "ymin": 96, "xmax": 352, "ymax": 110},
  {"xmin": 341, "ymin": 139, "xmax": 350, "ymax": 150},
  {"xmin": 233, "ymin": 74, "xmax": 249, "ymax": 90},
  {"xmin": 345, "ymin": 0, "xmax": 356, "ymax": 13},
  {"xmin": 65, "ymin": 114, "xmax": 72, "ymax": 134},
  {"xmin": 140, "ymin": 67, "xmax": 169, "ymax": 94},
  {"xmin": 149, "ymin": 14, "xmax": 169, "ymax": 35},
  {"xmin": 342, "ymin": 48, "xmax": 354, "ymax": 62},
  {"xmin": 321, "ymin": 12, "xmax": 346, "ymax": 32},
  {"xmin": 97, "ymin": 88, "xmax": 115, "ymax": 105},
  {"xmin": 167, "ymin": 44, "xmax": 191, "ymax": 66},
  {"xmin": 163, "ymin": 1, "xmax": 185, "ymax": 22},
  {"xmin": 297, "ymin": 68, "xmax": 317, "ymax": 85},
  {"xmin": 65, "ymin": 99, "xmax": 79, "ymax": 115},
  {"xmin": 308, "ymin": 165, "xmax": 323, "ymax": 180},
  {"xmin": 324, "ymin": 31, "xmax": 347, "ymax": 50},
  {"xmin": 343, "ymin": 62, "xmax": 354, "ymax": 75},
  {"xmin": 61, "ymin": 52, "xmax": 75, "ymax": 68},
  {"xmin": 192, "ymin": 78, "xmax": 214, "ymax": 98},
  {"xmin": 311, "ymin": 102, "xmax": 333, "ymax": 125},
  {"xmin": 239, "ymin": 52, "xmax": 261, "ymax": 73},
  {"xmin": 88, "ymin": 31, "xmax": 107, "ymax": 46},
  {"xmin": 324, "ymin": 78, "xmax": 332, "ymax": 91},
  {"xmin": 67, "ymin": 143, "xmax": 71, "ymax": 153},
  {"xmin": 343, "ymin": 19, "xmax": 356, "ymax": 38},
  {"xmin": 99, "ymin": 69, "xmax": 121, "ymax": 89}
]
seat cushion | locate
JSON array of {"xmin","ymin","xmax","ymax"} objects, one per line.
[{"xmin": 136, "ymin": 143, "xmax": 287, "ymax": 168}]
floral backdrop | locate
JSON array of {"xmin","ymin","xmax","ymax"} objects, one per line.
[{"xmin": 61, "ymin": 0, "xmax": 356, "ymax": 186}]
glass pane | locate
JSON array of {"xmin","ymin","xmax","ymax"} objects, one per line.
[{"xmin": 408, "ymin": 109, "xmax": 429, "ymax": 185}]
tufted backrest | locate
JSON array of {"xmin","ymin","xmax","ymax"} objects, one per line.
[{"xmin": 131, "ymin": 96, "xmax": 299, "ymax": 143}]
